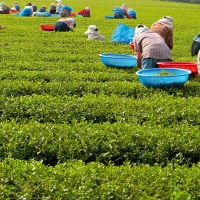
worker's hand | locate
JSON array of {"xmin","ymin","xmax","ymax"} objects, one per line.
[
  {"xmin": 137, "ymin": 60, "xmax": 142, "ymax": 69},
  {"xmin": 69, "ymin": 26, "xmax": 75, "ymax": 32}
]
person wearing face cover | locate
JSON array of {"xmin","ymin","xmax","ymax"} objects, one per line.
[
  {"xmin": 84, "ymin": 25, "xmax": 106, "ymax": 41},
  {"xmin": 133, "ymin": 24, "xmax": 172, "ymax": 69},
  {"xmin": 78, "ymin": 6, "xmax": 90, "ymax": 17},
  {"xmin": 112, "ymin": 4, "xmax": 132, "ymax": 19},
  {"xmin": 19, "ymin": 3, "xmax": 33, "ymax": 16},
  {"xmin": 127, "ymin": 8, "xmax": 136, "ymax": 19},
  {"xmin": 0, "ymin": 2, "xmax": 10, "ymax": 14},
  {"xmin": 54, "ymin": 9, "xmax": 76, "ymax": 32},
  {"xmin": 49, "ymin": 3, "xmax": 56, "ymax": 14}
]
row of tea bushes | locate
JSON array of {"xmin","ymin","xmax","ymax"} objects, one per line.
[
  {"xmin": 0, "ymin": 157, "xmax": 200, "ymax": 199},
  {"xmin": 0, "ymin": 78, "xmax": 200, "ymax": 98},
  {"xmin": 0, "ymin": 80, "xmax": 151, "ymax": 97},
  {"xmin": 0, "ymin": 70, "xmax": 137, "ymax": 82},
  {"xmin": 0, "ymin": 121, "xmax": 200, "ymax": 166},
  {"xmin": 0, "ymin": 94, "xmax": 200, "ymax": 125}
]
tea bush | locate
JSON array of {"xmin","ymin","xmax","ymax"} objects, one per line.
[
  {"xmin": 0, "ymin": 121, "xmax": 200, "ymax": 166},
  {"xmin": 1, "ymin": 158, "xmax": 200, "ymax": 199}
]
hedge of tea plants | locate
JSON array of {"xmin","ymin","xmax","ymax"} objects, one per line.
[{"xmin": 1, "ymin": 0, "xmax": 200, "ymax": 198}]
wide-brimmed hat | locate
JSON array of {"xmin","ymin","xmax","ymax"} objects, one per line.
[{"xmin": 84, "ymin": 25, "xmax": 98, "ymax": 34}]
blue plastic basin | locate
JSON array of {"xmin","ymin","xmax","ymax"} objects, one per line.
[
  {"xmin": 136, "ymin": 68, "xmax": 191, "ymax": 88},
  {"xmin": 99, "ymin": 53, "xmax": 137, "ymax": 68}
]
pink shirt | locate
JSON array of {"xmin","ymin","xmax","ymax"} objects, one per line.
[
  {"xmin": 134, "ymin": 30, "xmax": 172, "ymax": 60},
  {"xmin": 58, "ymin": 18, "xmax": 75, "ymax": 27}
]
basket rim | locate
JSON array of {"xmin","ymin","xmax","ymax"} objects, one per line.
[
  {"xmin": 136, "ymin": 68, "xmax": 191, "ymax": 77},
  {"xmin": 157, "ymin": 61, "xmax": 197, "ymax": 65},
  {"xmin": 99, "ymin": 53, "xmax": 136, "ymax": 58}
]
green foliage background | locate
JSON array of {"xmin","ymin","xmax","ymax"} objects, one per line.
[{"xmin": 1, "ymin": 0, "xmax": 200, "ymax": 198}]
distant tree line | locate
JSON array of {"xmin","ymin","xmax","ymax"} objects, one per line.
[{"xmin": 161, "ymin": 0, "xmax": 200, "ymax": 3}]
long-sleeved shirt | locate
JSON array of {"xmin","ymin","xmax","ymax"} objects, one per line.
[
  {"xmin": 57, "ymin": 18, "xmax": 75, "ymax": 31},
  {"xmin": 150, "ymin": 19, "xmax": 173, "ymax": 50},
  {"xmin": 78, "ymin": 9, "xmax": 90, "ymax": 17},
  {"xmin": 134, "ymin": 30, "xmax": 172, "ymax": 60}
]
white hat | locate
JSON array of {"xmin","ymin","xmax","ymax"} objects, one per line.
[
  {"xmin": 84, "ymin": 25, "xmax": 98, "ymax": 34},
  {"xmin": 163, "ymin": 16, "xmax": 173, "ymax": 22},
  {"xmin": 85, "ymin": 7, "xmax": 90, "ymax": 10},
  {"xmin": 134, "ymin": 24, "xmax": 149, "ymax": 37},
  {"xmin": 56, "ymin": 0, "xmax": 62, "ymax": 4}
]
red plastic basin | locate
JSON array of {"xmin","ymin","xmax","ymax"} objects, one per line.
[
  {"xmin": 129, "ymin": 42, "xmax": 134, "ymax": 51},
  {"xmin": 40, "ymin": 24, "xmax": 54, "ymax": 31},
  {"xmin": 70, "ymin": 13, "xmax": 76, "ymax": 17},
  {"xmin": 157, "ymin": 62, "xmax": 198, "ymax": 76}
]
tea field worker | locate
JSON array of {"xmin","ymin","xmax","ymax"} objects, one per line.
[
  {"xmin": 127, "ymin": 8, "xmax": 136, "ymax": 19},
  {"xmin": 57, "ymin": 5, "xmax": 73, "ymax": 15},
  {"xmin": 191, "ymin": 34, "xmax": 200, "ymax": 56},
  {"xmin": 0, "ymin": 2, "xmax": 3, "ymax": 13},
  {"xmin": 19, "ymin": 4, "xmax": 33, "ymax": 16},
  {"xmin": 38, "ymin": 6, "xmax": 46, "ymax": 12},
  {"xmin": 120, "ymin": 4, "xmax": 132, "ymax": 19},
  {"xmin": 84, "ymin": 25, "xmax": 106, "ymax": 42},
  {"xmin": 10, "ymin": 2, "xmax": 20, "ymax": 12},
  {"xmin": 31, "ymin": 3, "xmax": 37, "ymax": 12},
  {"xmin": 1, "ymin": 2, "xmax": 10, "ymax": 14},
  {"xmin": 78, "ymin": 7, "xmax": 90, "ymax": 17},
  {"xmin": 133, "ymin": 24, "xmax": 172, "ymax": 69},
  {"xmin": 56, "ymin": 0, "xmax": 62, "ymax": 13},
  {"xmin": 150, "ymin": 16, "xmax": 174, "ymax": 50},
  {"xmin": 112, "ymin": 4, "xmax": 131, "ymax": 19},
  {"xmin": 49, "ymin": 3, "xmax": 56, "ymax": 14},
  {"xmin": 14, "ymin": 2, "xmax": 20, "ymax": 11},
  {"xmin": 32, "ymin": 6, "xmax": 48, "ymax": 16},
  {"xmin": 54, "ymin": 10, "xmax": 76, "ymax": 32}
]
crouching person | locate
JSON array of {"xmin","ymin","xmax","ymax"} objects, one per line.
[
  {"xmin": 84, "ymin": 25, "xmax": 106, "ymax": 41},
  {"xmin": 78, "ymin": 7, "xmax": 90, "ymax": 17},
  {"xmin": 54, "ymin": 9, "xmax": 76, "ymax": 32},
  {"xmin": 133, "ymin": 24, "xmax": 172, "ymax": 69}
]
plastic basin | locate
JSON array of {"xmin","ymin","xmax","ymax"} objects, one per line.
[
  {"xmin": 40, "ymin": 24, "xmax": 54, "ymax": 31},
  {"xmin": 99, "ymin": 53, "xmax": 137, "ymax": 68},
  {"xmin": 157, "ymin": 62, "xmax": 198, "ymax": 76},
  {"xmin": 136, "ymin": 68, "xmax": 191, "ymax": 88},
  {"xmin": 129, "ymin": 42, "xmax": 134, "ymax": 51},
  {"xmin": 70, "ymin": 13, "xmax": 76, "ymax": 17}
]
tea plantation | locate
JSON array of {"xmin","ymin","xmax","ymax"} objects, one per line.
[{"xmin": 1, "ymin": 0, "xmax": 200, "ymax": 198}]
